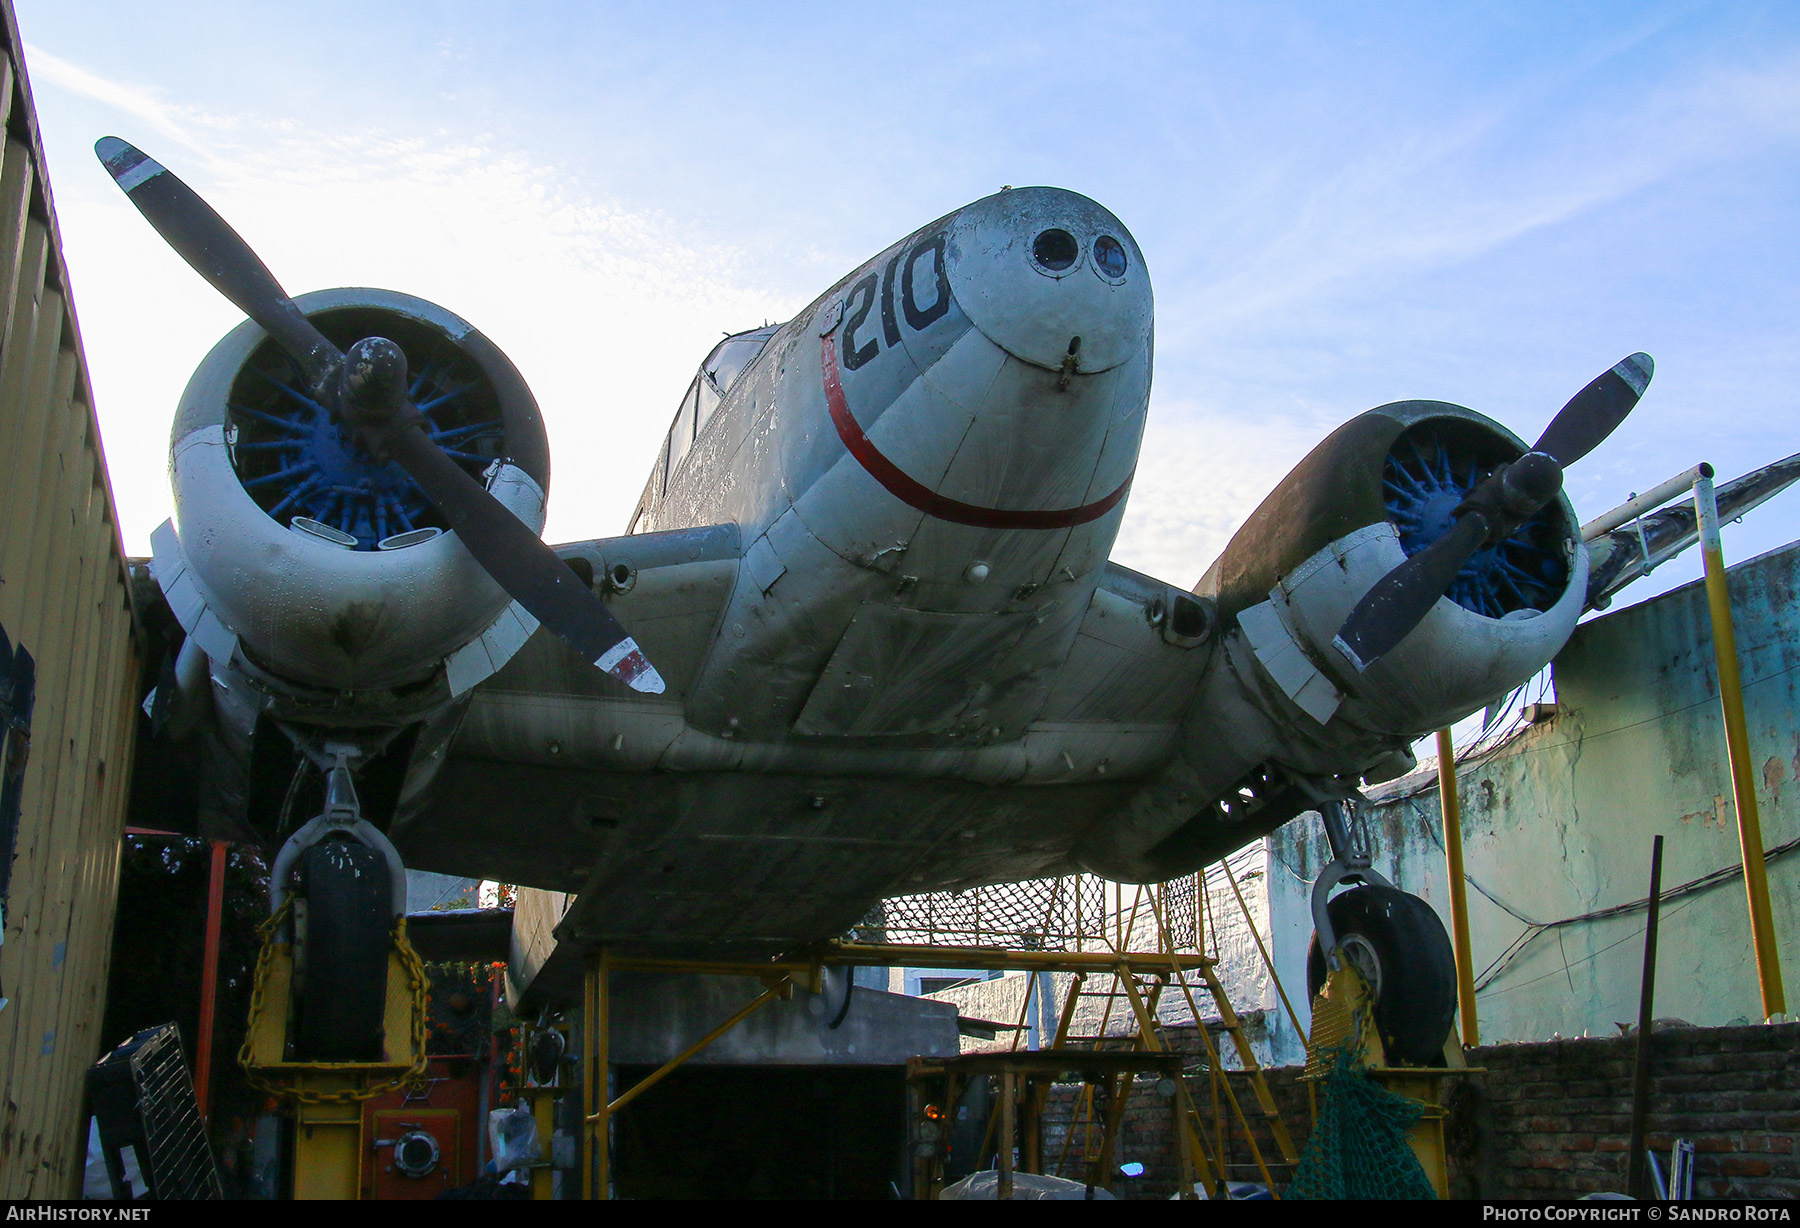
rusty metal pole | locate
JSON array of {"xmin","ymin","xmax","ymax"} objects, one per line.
[
  {"xmin": 194, "ymin": 838, "xmax": 228, "ymax": 1122},
  {"xmin": 998, "ymin": 1070, "xmax": 1016, "ymax": 1199},
  {"xmin": 1627, "ymin": 835, "xmax": 1665, "ymax": 1199},
  {"xmin": 1435, "ymin": 730, "xmax": 1479, "ymax": 1047},
  {"xmin": 1695, "ymin": 475, "xmax": 1787, "ymax": 1017}
]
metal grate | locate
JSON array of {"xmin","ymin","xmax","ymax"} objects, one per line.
[
  {"xmin": 856, "ymin": 875, "xmax": 1107, "ymax": 949},
  {"xmin": 855, "ymin": 873, "xmax": 1206, "ymax": 953},
  {"xmin": 87, "ymin": 1023, "xmax": 222, "ymax": 1200}
]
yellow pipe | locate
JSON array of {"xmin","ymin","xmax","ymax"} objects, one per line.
[
  {"xmin": 581, "ymin": 956, "xmax": 592, "ymax": 1201},
  {"xmin": 1116, "ymin": 970, "xmax": 1228, "ymax": 1193},
  {"xmin": 824, "ymin": 940, "xmax": 1211, "ymax": 972},
  {"xmin": 582, "ymin": 949, "xmax": 610, "ymax": 1200},
  {"xmin": 1220, "ymin": 856, "xmax": 1308, "ymax": 1044},
  {"xmin": 529, "ymin": 1089, "xmax": 554, "ymax": 1200},
  {"xmin": 590, "ymin": 976, "xmax": 791, "ymax": 1120},
  {"xmin": 1436, "ymin": 728, "xmax": 1480, "ymax": 1046},
  {"xmin": 1696, "ymin": 475, "xmax": 1786, "ymax": 1017}
]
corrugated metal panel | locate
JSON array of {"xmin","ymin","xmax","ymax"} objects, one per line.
[{"xmin": 0, "ymin": 0, "xmax": 142, "ymax": 1197}]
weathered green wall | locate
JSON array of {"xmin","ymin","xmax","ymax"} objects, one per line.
[{"xmin": 1268, "ymin": 537, "xmax": 1800, "ymax": 1043}]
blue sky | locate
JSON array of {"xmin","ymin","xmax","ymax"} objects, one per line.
[{"xmin": 15, "ymin": 1, "xmax": 1800, "ymax": 607}]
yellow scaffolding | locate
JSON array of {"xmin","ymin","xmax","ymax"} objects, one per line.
[{"xmin": 570, "ymin": 873, "xmax": 1311, "ymax": 1200}]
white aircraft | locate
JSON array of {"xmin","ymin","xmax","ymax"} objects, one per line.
[{"xmin": 103, "ymin": 136, "xmax": 1782, "ymax": 1064}]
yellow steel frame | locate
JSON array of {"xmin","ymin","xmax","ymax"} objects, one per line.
[
  {"xmin": 1436, "ymin": 727, "xmax": 1481, "ymax": 1046},
  {"xmin": 574, "ymin": 939, "xmax": 1202, "ymax": 1199},
  {"xmin": 1302, "ymin": 962, "xmax": 1474, "ymax": 1198},
  {"xmin": 242, "ymin": 947, "xmax": 425, "ymax": 1200},
  {"xmin": 1695, "ymin": 474, "xmax": 1787, "ymax": 1017},
  {"xmin": 565, "ymin": 873, "xmax": 1329, "ymax": 1200},
  {"xmin": 901, "ymin": 882, "xmax": 1303, "ymax": 1199}
]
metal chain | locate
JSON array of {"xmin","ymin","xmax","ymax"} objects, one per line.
[{"xmin": 237, "ymin": 901, "xmax": 434, "ymax": 1105}]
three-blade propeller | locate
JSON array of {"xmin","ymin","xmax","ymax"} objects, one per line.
[
  {"xmin": 1333, "ymin": 352, "xmax": 1653, "ymax": 672},
  {"xmin": 97, "ymin": 137, "xmax": 664, "ymax": 694}
]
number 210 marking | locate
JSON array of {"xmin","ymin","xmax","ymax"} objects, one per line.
[{"xmin": 842, "ymin": 232, "xmax": 949, "ymax": 371}]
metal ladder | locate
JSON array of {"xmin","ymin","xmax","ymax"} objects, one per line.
[{"xmin": 1044, "ymin": 879, "xmax": 1300, "ymax": 1196}]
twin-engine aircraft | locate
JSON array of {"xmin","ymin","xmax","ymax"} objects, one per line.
[{"xmin": 104, "ymin": 135, "xmax": 1751, "ymax": 1062}]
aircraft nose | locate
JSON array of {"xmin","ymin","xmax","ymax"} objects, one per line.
[{"xmin": 946, "ymin": 187, "xmax": 1152, "ymax": 375}]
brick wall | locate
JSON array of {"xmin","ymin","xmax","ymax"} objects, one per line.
[
  {"xmin": 1456, "ymin": 1022, "xmax": 1800, "ymax": 1199},
  {"xmin": 1026, "ymin": 1022, "xmax": 1800, "ymax": 1199}
]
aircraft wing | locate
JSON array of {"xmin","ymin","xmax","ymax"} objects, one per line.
[
  {"xmin": 1585, "ymin": 451, "xmax": 1800, "ymax": 609},
  {"xmin": 385, "ymin": 521, "xmax": 742, "ymax": 883},
  {"xmin": 387, "ymin": 553, "xmax": 1211, "ymax": 958}
]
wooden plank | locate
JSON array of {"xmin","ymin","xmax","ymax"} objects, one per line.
[
  {"xmin": 0, "ymin": 56, "xmax": 17, "ymax": 135},
  {"xmin": 59, "ymin": 573, "xmax": 134, "ymax": 1177},
  {"xmin": 0, "ymin": 393, "xmax": 98, "ymax": 1192},
  {"xmin": 3, "ymin": 365, "xmax": 86, "ymax": 1193},
  {"xmin": 14, "ymin": 349, "xmax": 78, "ymax": 651},
  {"xmin": 0, "ymin": 172, "xmax": 40, "ymax": 494},
  {"xmin": 78, "ymin": 559, "xmax": 133, "ymax": 977},
  {"xmin": 0, "ymin": 469, "xmax": 84, "ymax": 1183},
  {"xmin": 0, "ymin": 278, "xmax": 65, "ymax": 631},
  {"xmin": 0, "ymin": 136, "xmax": 34, "ymax": 396},
  {"xmin": 17, "ymin": 471, "xmax": 110, "ymax": 1194},
  {"xmin": 48, "ymin": 520, "xmax": 131, "ymax": 1200},
  {"xmin": 17, "ymin": 464, "xmax": 133, "ymax": 1199},
  {"xmin": 0, "ymin": 221, "xmax": 52, "ymax": 631},
  {"xmin": 1, "ymin": 352, "xmax": 85, "ymax": 978},
  {"xmin": 0, "ymin": 34, "xmax": 136, "ymax": 1197}
]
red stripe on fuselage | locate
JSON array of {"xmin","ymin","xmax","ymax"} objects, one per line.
[{"xmin": 820, "ymin": 335, "xmax": 1131, "ymax": 530}]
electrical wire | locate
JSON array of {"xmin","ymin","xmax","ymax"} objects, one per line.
[{"xmin": 1471, "ymin": 834, "xmax": 1800, "ymax": 994}]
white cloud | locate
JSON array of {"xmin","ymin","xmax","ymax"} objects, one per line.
[
  {"xmin": 47, "ymin": 83, "xmax": 793, "ymax": 552},
  {"xmin": 23, "ymin": 42, "xmax": 210, "ymax": 156},
  {"xmin": 1163, "ymin": 44, "xmax": 1800, "ymax": 350}
]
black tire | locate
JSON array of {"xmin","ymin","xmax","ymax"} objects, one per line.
[
  {"xmin": 294, "ymin": 840, "xmax": 392, "ymax": 1061},
  {"xmin": 1305, "ymin": 885, "xmax": 1456, "ymax": 1065}
]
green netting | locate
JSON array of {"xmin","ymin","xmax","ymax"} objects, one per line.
[{"xmin": 1285, "ymin": 1045, "xmax": 1438, "ymax": 1200}]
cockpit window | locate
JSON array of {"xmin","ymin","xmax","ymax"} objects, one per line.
[
  {"xmin": 662, "ymin": 323, "xmax": 781, "ymax": 491},
  {"xmin": 704, "ymin": 325, "xmax": 779, "ymax": 398},
  {"xmin": 692, "ymin": 324, "xmax": 779, "ymax": 441}
]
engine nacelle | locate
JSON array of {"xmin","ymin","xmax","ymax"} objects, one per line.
[
  {"xmin": 1080, "ymin": 399, "xmax": 1586, "ymax": 881},
  {"xmin": 1204, "ymin": 398, "xmax": 1585, "ymax": 736},
  {"xmin": 154, "ymin": 288, "xmax": 551, "ymax": 700}
]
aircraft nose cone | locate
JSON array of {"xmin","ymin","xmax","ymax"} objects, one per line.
[{"xmin": 947, "ymin": 187, "xmax": 1151, "ymax": 374}]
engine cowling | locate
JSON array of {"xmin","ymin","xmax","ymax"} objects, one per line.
[
  {"xmin": 1206, "ymin": 398, "xmax": 1585, "ymax": 736},
  {"xmin": 156, "ymin": 287, "xmax": 550, "ymax": 698},
  {"xmin": 1079, "ymin": 399, "xmax": 1586, "ymax": 881}
]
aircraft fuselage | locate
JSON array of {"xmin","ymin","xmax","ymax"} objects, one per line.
[{"xmin": 638, "ymin": 187, "xmax": 1154, "ymax": 744}]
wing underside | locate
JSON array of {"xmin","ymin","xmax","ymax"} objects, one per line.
[{"xmin": 394, "ymin": 557, "xmax": 1209, "ymax": 957}]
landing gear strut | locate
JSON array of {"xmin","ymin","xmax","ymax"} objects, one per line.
[
  {"xmin": 268, "ymin": 743, "xmax": 409, "ymax": 1062},
  {"xmin": 1304, "ymin": 798, "xmax": 1456, "ymax": 1064}
]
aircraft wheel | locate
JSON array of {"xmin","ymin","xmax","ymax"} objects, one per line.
[
  {"xmin": 1305, "ymin": 885, "xmax": 1456, "ymax": 1065},
  {"xmin": 293, "ymin": 840, "xmax": 392, "ymax": 1062}
]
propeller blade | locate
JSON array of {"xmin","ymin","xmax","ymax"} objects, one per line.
[
  {"xmin": 95, "ymin": 136, "xmax": 342, "ymax": 390},
  {"xmin": 101, "ymin": 143, "xmax": 664, "ymax": 693},
  {"xmin": 385, "ymin": 423, "xmax": 665, "ymax": 693},
  {"xmin": 1334, "ymin": 453, "xmax": 1564, "ymax": 671},
  {"xmin": 1333, "ymin": 512, "xmax": 1489, "ymax": 672},
  {"xmin": 1330, "ymin": 354, "xmax": 1652, "ymax": 672},
  {"xmin": 1533, "ymin": 352, "xmax": 1653, "ymax": 466}
]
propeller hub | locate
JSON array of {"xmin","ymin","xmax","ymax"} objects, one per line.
[
  {"xmin": 1499, "ymin": 451, "xmax": 1563, "ymax": 519},
  {"xmin": 340, "ymin": 336, "xmax": 411, "ymax": 426}
]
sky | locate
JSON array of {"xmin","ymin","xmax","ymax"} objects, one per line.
[{"xmin": 14, "ymin": 1, "xmax": 1800, "ymax": 611}]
